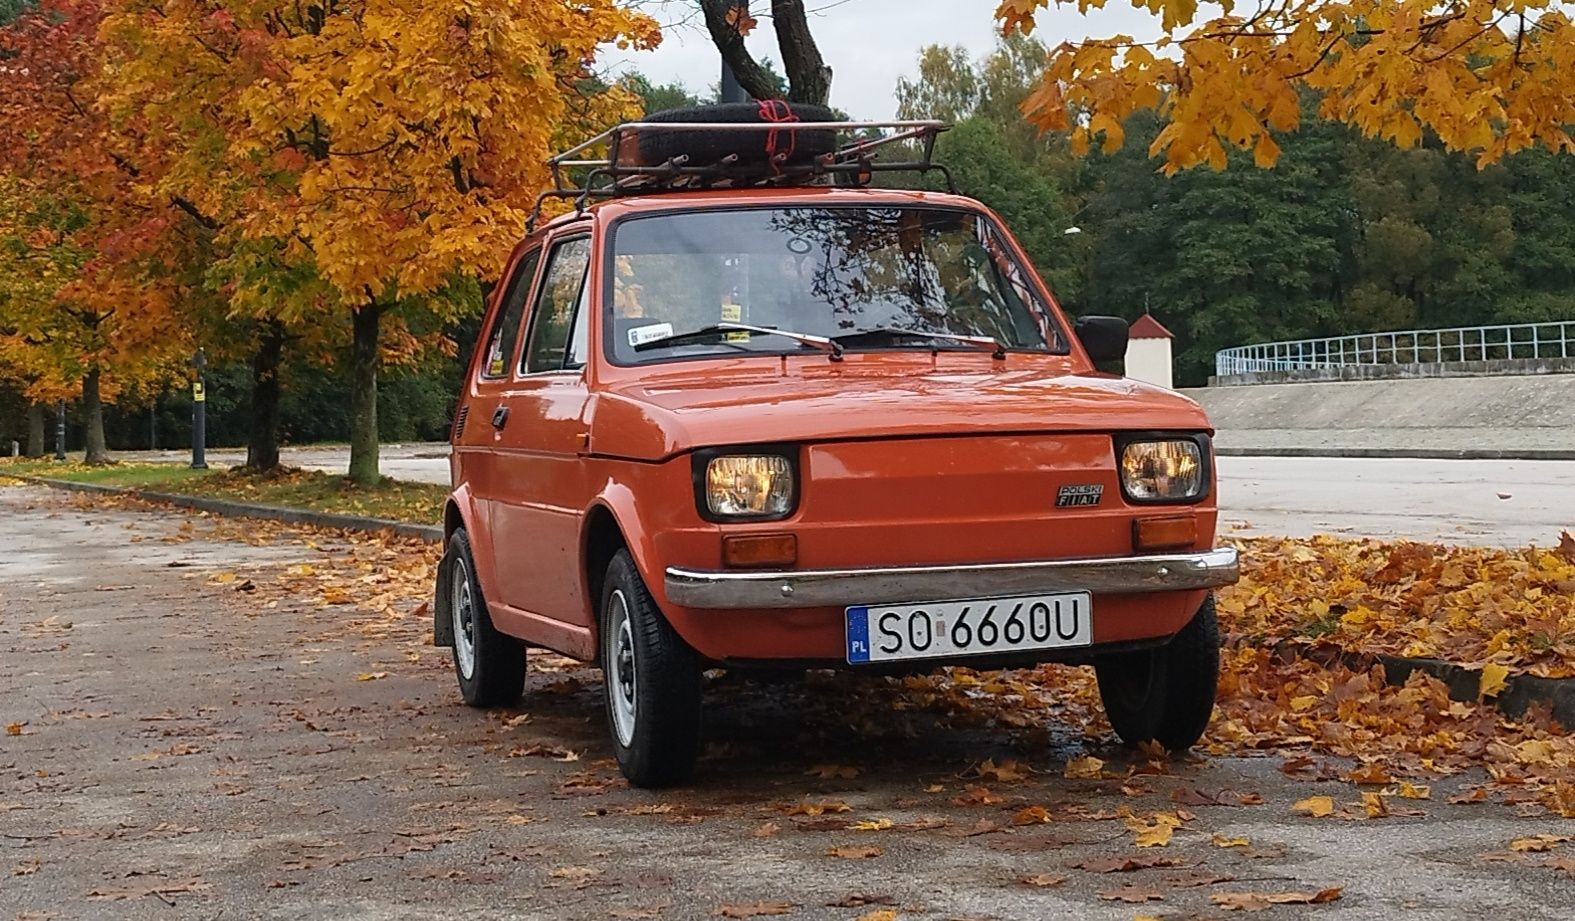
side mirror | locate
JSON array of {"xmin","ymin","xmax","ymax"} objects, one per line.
[{"xmin": 1075, "ymin": 316, "xmax": 1130, "ymax": 365}]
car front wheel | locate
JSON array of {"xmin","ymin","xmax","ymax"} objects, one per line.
[
  {"xmin": 1093, "ymin": 593, "xmax": 1220, "ymax": 752},
  {"xmin": 600, "ymin": 549, "xmax": 702, "ymax": 788}
]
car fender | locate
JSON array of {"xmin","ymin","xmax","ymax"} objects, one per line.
[
  {"xmin": 581, "ymin": 483, "xmax": 665, "ymax": 620},
  {"xmin": 435, "ymin": 484, "xmax": 491, "ymax": 647}
]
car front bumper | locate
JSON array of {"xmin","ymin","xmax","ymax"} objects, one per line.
[{"xmin": 664, "ymin": 547, "xmax": 1240, "ymax": 610}]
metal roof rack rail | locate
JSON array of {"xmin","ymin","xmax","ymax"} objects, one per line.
[{"xmin": 528, "ymin": 119, "xmax": 952, "ymax": 230}]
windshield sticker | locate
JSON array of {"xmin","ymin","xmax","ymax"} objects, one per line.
[{"xmin": 628, "ymin": 323, "xmax": 674, "ymax": 348}]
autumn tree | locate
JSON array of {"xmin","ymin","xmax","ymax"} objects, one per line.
[
  {"xmin": 999, "ymin": 0, "xmax": 1575, "ymax": 171},
  {"xmin": 102, "ymin": 0, "xmax": 659, "ymax": 484},
  {"xmin": 0, "ymin": 0, "xmax": 186, "ymax": 464}
]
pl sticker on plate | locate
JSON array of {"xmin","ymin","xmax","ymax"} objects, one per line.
[{"xmin": 628, "ymin": 322, "xmax": 674, "ymax": 347}]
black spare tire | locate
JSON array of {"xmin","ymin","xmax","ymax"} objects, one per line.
[{"xmin": 632, "ymin": 102, "xmax": 838, "ymax": 170}]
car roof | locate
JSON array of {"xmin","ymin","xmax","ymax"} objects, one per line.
[{"xmin": 533, "ymin": 186, "xmax": 993, "ymax": 234}]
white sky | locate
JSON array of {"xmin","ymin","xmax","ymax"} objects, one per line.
[{"xmin": 605, "ymin": 0, "xmax": 1167, "ymax": 120}]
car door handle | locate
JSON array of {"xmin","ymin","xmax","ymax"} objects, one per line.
[{"xmin": 491, "ymin": 406, "xmax": 509, "ymax": 429}]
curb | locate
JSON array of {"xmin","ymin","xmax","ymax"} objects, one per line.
[
  {"xmin": 15, "ymin": 475, "xmax": 443, "ymax": 542},
  {"xmin": 1216, "ymin": 446, "xmax": 1575, "ymax": 461},
  {"xmin": 1279, "ymin": 642, "xmax": 1575, "ymax": 728}
]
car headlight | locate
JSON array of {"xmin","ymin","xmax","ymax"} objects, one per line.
[
  {"xmin": 700, "ymin": 453, "xmax": 797, "ymax": 519},
  {"xmin": 1119, "ymin": 438, "xmax": 1206, "ymax": 502}
]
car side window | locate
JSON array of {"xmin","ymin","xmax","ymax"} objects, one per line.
[
  {"xmin": 479, "ymin": 248, "xmax": 541, "ymax": 379},
  {"xmin": 522, "ymin": 236, "xmax": 591, "ymax": 374}
]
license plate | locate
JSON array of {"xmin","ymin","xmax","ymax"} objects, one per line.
[{"xmin": 845, "ymin": 592, "xmax": 1092, "ymax": 664}]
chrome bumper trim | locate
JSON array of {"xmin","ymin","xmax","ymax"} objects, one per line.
[{"xmin": 664, "ymin": 548, "xmax": 1240, "ymax": 610}]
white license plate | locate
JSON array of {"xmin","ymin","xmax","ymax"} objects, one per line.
[{"xmin": 845, "ymin": 592, "xmax": 1092, "ymax": 664}]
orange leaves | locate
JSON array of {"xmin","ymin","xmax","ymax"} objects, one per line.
[
  {"xmin": 999, "ymin": 0, "xmax": 1575, "ymax": 172},
  {"xmin": 723, "ymin": 3, "xmax": 758, "ymax": 36},
  {"xmin": 1221, "ymin": 534, "xmax": 1575, "ymax": 677}
]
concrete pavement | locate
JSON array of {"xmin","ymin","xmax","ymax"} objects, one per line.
[{"xmin": 4, "ymin": 484, "xmax": 1573, "ymax": 920}]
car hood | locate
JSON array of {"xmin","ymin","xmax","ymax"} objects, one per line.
[{"xmin": 589, "ymin": 361, "xmax": 1212, "ymax": 461}]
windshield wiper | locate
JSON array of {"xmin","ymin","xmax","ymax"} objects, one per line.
[
  {"xmin": 633, "ymin": 322, "xmax": 844, "ymax": 360},
  {"xmin": 832, "ymin": 326, "xmax": 1006, "ymax": 360}
]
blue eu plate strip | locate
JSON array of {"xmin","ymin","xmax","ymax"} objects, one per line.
[{"xmin": 845, "ymin": 607, "xmax": 871, "ymax": 663}]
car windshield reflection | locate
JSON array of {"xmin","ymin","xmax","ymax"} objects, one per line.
[{"xmin": 605, "ymin": 205, "xmax": 1066, "ymax": 364}]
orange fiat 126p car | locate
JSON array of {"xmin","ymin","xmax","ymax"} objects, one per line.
[{"xmin": 435, "ymin": 105, "xmax": 1240, "ymax": 787}]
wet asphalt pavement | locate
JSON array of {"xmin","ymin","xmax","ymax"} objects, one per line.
[{"xmin": 2, "ymin": 484, "xmax": 1573, "ymax": 920}]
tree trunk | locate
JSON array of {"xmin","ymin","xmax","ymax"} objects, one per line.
[
  {"xmin": 770, "ymin": 0, "xmax": 832, "ymax": 105},
  {"xmin": 82, "ymin": 369, "xmax": 110, "ymax": 465},
  {"xmin": 245, "ymin": 323, "xmax": 286, "ymax": 472},
  {"xmin": 25, "ymin": 403, "xmax": 45, "ymax": 458},
  {"xmin": 347, "ymin": 305, "xmax": 381, "ymax": 486}
]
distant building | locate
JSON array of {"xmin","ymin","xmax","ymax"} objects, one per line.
[{"xmin": 1125, "ymin": 314, "xmax": 1175, "ymax": 389}]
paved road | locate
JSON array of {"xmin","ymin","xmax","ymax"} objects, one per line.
[
  {"xmin": 1216, "ymin": 456, "xmax": 1575, "ymax": 547},
  {"xmin": 3, "ymin": 484, "xmax": 1571, "ymax": 920},
  {"xmin": 122, "ymin": 446, "xmax": 1575, "ymax": 547}
]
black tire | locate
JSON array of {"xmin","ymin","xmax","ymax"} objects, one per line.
[
  {"xmin": 635, "ymin": 102, "xmax": 838, "ymax": 169},
  {"xmin": 439, "ymin": 530, "xmax": 525, "ymax": 708},
  {"xmin": 1094, "ymin": 594, "xmax": 1220, "ymax": 751},
  {"xmin": 600, "ymin": 549, "xmax": 703, "ymax": 788}
]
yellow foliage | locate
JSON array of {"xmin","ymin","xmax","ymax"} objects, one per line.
[
  {"xmin": 99, "ymin": 0, "xmax": 659, "ymax": 308},
  {"xmin": 998, "ymin": 0, "xmax": 1575, "ymax": 171}
]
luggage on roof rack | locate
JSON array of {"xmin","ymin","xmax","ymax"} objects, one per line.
[{"xmin": 532, "ymin": 103, "xmax": 951, "ymax": 226}]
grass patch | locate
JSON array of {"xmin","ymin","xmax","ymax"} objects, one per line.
[{"xmin": 0, "ymin": 458, "xmax": 445, "ymax": 524}]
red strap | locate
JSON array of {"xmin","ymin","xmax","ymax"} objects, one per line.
[{"xmin": 757, "ymin": 99, "xmax": 800, "ymax": 173}]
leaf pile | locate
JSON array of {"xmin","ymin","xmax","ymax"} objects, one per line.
[{"xmin": 1221, "ymin": 534, "xmax": 1575, "ymax": 676}]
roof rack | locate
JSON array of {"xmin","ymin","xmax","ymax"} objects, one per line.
[{"xmin": 530, "ymin": 119, "xmax": 952, "ymax": 229}]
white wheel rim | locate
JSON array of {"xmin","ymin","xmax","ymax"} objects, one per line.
[
  {"xmin": 608, "ymin": 589, "xmax": 637, "ymax": 748},
  {"xmin": 452, "ymin": 556, "xmax": 477, "ymax": 681}
]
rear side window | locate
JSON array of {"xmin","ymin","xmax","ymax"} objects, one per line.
[
  {"xmin": 479, "ymin": 249, "xmax": 541, "ymax": 378},
  {"xmin": 523, "ymin": 236, "xmax": 591, "ymax": 373}
]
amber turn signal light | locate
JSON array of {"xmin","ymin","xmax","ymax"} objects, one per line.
[
  {"xmin": 722, "ymin": 533, "xmax": 798, "ymax": 569},
  {"xmin": 1133, "ymin": 515, "xmax": 1197, "ymax": 552}
]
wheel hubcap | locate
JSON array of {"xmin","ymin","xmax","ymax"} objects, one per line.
[
  {"xmin": 608, "ymin": 590, "xmax": 637, "ymax": 747},
  {"xmin": 452, "ymin": 557, "xmax": 477, "ymax": 681}
]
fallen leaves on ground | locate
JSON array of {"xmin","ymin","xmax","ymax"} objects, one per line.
[
  {"xmin": 86, "ymin": 878, "xmax": 210, "ymax": 901},
  {"xmin": 1070, "ymin": 854, "xmax": 1183, "ymax": 873},
  {"xmin": 1221, "ymin": 535, "xmax": 1575, "ymax": 676},
  {"xmin": 826, "ymin": 844, "xmax": 883, "ymax": 859},
  {"xmin": 1509, "ymin": 834, "xmax": 1568, "ymax": 852},
  {"xmin": 1211, "ymin": 887, "xmax": 1343, "ymax": 911},
  {"xmin": 717, "ymin": 902, "xmax": 794, "ymax": 918}
]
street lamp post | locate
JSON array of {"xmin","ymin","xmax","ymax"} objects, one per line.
[
  {"xmin": 719, "ymin": 0, "xmax": 749, "ymax": 104},
  {"xmin": 191, "ymin": 349, "xmax": 208, "ymax": 469}
]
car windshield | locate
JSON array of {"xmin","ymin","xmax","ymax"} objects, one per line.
[{"xmin": 604, "ymin": 205, "xmax": 1065, "ymax": 364}]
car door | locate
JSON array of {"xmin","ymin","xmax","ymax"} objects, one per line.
[
  {"xmin": 487, "ymin": 230, "xmax": 595, "ymax": 635},
  {"xmin": 453, "ymin": 245, "xmax": 542, "ymax": 589}
]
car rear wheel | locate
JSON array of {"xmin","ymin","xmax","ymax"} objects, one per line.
[
  {"xmin": 442, "ymin": 529, "xmax": 525, "ymax": 708},
  {"xmin": 1093, "ymin": 593, "xmax": 1220, "ymax": 752},
  {"xmin": 600, "ymin": 549, "xmax": 702, "ymax": 788}
]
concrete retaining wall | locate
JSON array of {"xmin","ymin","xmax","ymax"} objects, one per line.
[{"xmin": 1182, "ymin": 374, "xmax": 1575, "ymax": 457}]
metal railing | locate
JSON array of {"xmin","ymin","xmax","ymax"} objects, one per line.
[{"xmin": 1215, "ymin": 321, "xmax": 1575, "ymax": 377}]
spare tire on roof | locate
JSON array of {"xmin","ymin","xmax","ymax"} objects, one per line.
[{"xmin": 629, "ymin": 101, "xmax": 839, "ymax": 170}]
